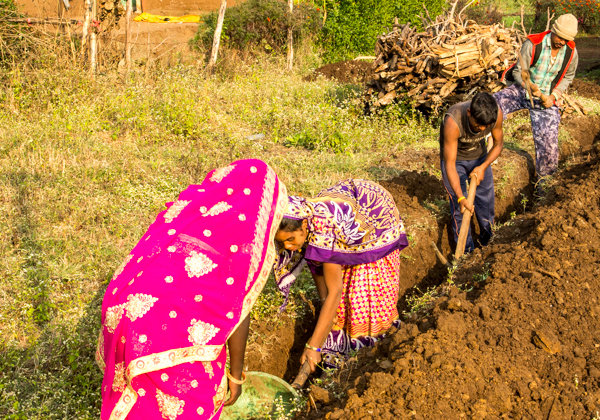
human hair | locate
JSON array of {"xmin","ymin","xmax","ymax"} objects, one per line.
[
  {"xmin": 278, "ymin": 217, "xmax": 304, "ymax": 232},
  {"xmin": 470, "ymin": 92, "xmax": 498, "ymax": 126}
]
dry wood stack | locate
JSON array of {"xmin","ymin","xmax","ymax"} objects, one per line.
[
  {"xmin": 367, "ymin": 11, "xmax": 522, "ymax": 113},
  {"xmin": 98, "ymin": 0, "xmax": 124, "ymax": 32}
]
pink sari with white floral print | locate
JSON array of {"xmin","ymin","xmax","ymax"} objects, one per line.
[{"xmin": 96, "ymin": 159, "xmax": 287, "ymax": 420}]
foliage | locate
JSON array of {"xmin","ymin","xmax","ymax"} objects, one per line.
[
  {"xmin": 0, "ymin": 51, "xmax": 441, "ymax": 417},
  {"xmin": 533, "ymin": 0, "xmax": 600, "ymax": 34},
  {"xmin": 318, "ymin": 0, "xmax": 447, "ymax": 63},
  {"xmin": 456, "ymin": 0, "xmax": 505, "ymax": 25},
  {"xmin": 191, "ymin": 0, "xmax": 322, "ymax": 52}
]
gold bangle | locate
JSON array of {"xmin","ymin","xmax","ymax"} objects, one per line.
[
  {"xmin": 226, "ymin": 370, "xmax": 246, "ymax": 385},
  {"xmin": 457, "ymin": 196, "xmax": 466, "ymax": 203}
]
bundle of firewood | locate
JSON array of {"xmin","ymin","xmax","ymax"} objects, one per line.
[{"xmin": 366, "ymin": 6, "xmax": 522, "ymax": 113}]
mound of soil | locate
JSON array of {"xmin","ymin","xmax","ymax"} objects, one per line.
[
  {"xmin": 570, "ymin": 79, "xmax": 600, "ymax": 101},
  {"xmin": 307, "ymin": 60, "xmax": 374, "ymax": 84},
  {"xmin": 301, "ymin": 134, "xmax": 600, "ymax": 419}
]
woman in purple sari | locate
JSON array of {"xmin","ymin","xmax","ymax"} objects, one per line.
[
  {"xmin": 97, "ymin": 159, "xmax": 287, "ymax": 420},
  {"xmin": 274, "ymin": 179, "xmax": 408, "ymax": 371}
]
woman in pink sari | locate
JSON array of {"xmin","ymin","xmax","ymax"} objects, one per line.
[{"xmin": 96, "ymin": 159, "xmax": 287, "ymax": 420}]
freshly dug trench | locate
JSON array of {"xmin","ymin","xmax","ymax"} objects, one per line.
[
  {"xmin": 298, "ymin": 139, "xmax": 600, "ymax": 419},
  {"xmin": 244, "ymin": 148, "xmax": 534, "ymax": 383}
]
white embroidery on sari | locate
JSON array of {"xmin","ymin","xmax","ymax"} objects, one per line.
[
  {"xmin": 164, "ymin": 200, "xmax": 191, "ymax": 224},
  {"xmin": 185, "ymin": 251, "xmax": 217, "ymax": 278},
  {"xmin": 202, "ymin": 201, "xmax": 232, "ymax": 217},
  {"xmin": 245, "ymin": 167, "xmax": 277, "ymax": 290},
  {"xmin": 210, "ymin": 164, "xmax": 236, "ymax": 183},
  {"xmin": 105, "ymin": 304, "xmax": 125, "ymax": 333},
  {"xmin": 124, "ymin": 294, "xmax": 159, "ymax": 322},
  {"xmin": 112, "ymin": 254, "xmax": 133, "ymax": 281},
  {"xmin": 156, "ymin": 389, "xmax": 185, "ymax": 420},
  {"xmin": 187, "ymin": 319, "xmax": 220, "ymax": 345},
  {"xmin": 202, "ymin": 361, "xmax": 214, "ymax": 379},
  {"xmin": 112, "ymin": 362, "xmax": 127, "ymax": 392}
]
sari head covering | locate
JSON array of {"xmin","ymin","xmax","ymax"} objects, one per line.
[
  {"xmin": 274, "ymin": 179, "xmax": 408, "ymax": 299},
  {"xmin": 97, "ymin": 159, "xmax": 287, "ymax": 420}
]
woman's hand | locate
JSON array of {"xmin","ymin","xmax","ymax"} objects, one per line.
[
  {"xmin": 300, "ymin": 348, "xmax": 322, "ymax": 372},
  {"xmin": 223, "ymin": 380, "xmax": 242, "ymax": 406}
]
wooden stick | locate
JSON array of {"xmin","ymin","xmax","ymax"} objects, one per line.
[
  {"xmin": 432, "ymin": 241, "xmax": 451, "ymax": 267},
  {"xmin": 208, "ymin": 0, "xmax": 227, "ymax": 73},
  {"xmin": 454, "ymin": 173, "xmax": 478, "ymax": 260},
  {"xmin": 545, "ymin": 8, "xmax": 554, "ymax": 31},
  {"xmin": 286, "ymin": 0, "xmax": 293, "ymax": 71},
  {"xmin": 90, "ymin": 0, "xmax": 97, "ymax": 75},
  {"xmin": 291, "ymin": 319, "xmax": 335, "ymax": 389},
  {"xmin": 125, "ymin": 0, "xmax": 133, "ymax": 73},
  {"xmin": 81, "ymin": 0, "xmax": 91, "ymax": 56}
]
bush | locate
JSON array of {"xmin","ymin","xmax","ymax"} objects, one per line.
[
  {"xmin": 191, "ymin": 0, "xmax": 322, "ymax": 52},
  {"xmin": 319, "ymin": 0, "xmax": 447, "ymax": 63},
  {"xmin": 455, "ymin": 0, "xmax": 505, "ymax": 26},
  {"xmin": 533, "ymin": 0, "xmax": 600, "ymax": 34}
]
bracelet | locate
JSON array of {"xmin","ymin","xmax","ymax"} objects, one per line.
[
  {"xmin": 226, "ymin": 370, "xmax": 247, "ymax": 385},
  {"xmin": 305, "ymin": 343, "xmax": 322, "ymax": 352},
  {"xmin": 457, "ymin": 196, "xmax": 466, "ymax": 203}
]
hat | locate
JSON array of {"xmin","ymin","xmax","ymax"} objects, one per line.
[{"xmin": 552, "ymin": 14, "xmax": 578, "ymax": 41}]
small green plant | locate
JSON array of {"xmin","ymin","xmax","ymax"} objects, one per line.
[
  {"xmin": 591, "ymin": 411, "xmax": 600, "ymax": 420},
  {"xmin": 473, "ymin": 264, "xmax": 491, "ymax": 283},
  {"xmin": 264, "ymin": 394, "xmax": 306, "ymax": 420},
  {"xmin": 403, "ymin": 286, "xmax": 439, "ymax": 318},
  {"xmin": 446, "ymin": 263, "xmax": 458, "ymax": 285},
  {"xmin": 520, "ymin": 193, "xmax": 529, "ymax": 213}
]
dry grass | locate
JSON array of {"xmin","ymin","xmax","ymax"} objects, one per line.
[{"xmin": 0, "ymin": 44, "xmax": 437, "ymax": 418}]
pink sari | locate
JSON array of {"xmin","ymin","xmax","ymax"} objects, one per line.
[{"xmin": 96, "ymin": 159, "xmax": 287, "ymax": 420}]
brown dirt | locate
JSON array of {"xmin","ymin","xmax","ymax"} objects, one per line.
[
  {"xmin": 244, "ymin": 148, "xmax": 535, "ymax": 383},
  {"xmin": 574, "ymin": 36, "xmax": 600, "ymax": 77},
  {"xmin": 307, "ymin": 60, "xmax": 374, "ymax": 84},
  {"xmin": 570, "ymin": 79, "xmax": 600, "ymax": 101},
  {"xmin": 296, "ymin": 122, "xmax": 600, "ymax": 420}
]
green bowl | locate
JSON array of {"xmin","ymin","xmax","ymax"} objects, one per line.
[{"xmin": 220, "ymin": 371, "xmax": 299, "ymax": 420}]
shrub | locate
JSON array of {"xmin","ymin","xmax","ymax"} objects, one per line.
[
  {"xmin": 318, "ymin": 0, "xmax": 447, "ymax": 63},
  {"xmin": 454, "ymin": 0, "xmax": 504, "ymax": 26},
  {"xmin": 191, "ymin": 0, "xmax": 322, "ymax": 53},
  {"xmin": 533, "ymin": 0, "xmax": 600, "ymax": 34}
]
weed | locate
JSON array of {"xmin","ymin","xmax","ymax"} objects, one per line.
[
  {"xmin": 520, "ymin": 193, "xmax": 529, "ymax": 213},
  {"xmin": 402, "ymin": 286, "xmax": 439, "ymax": 318},
  {"xmin": 473, "ymin": 264, "xmax": 491, "ymax": 283},
  {"xmin": 423, "ymin": 198, "xmax": 449, "ymax": 218}
]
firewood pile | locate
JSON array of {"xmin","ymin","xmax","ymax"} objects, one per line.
[
  {"xmin": 561, "ymin": 93, "xmax": 591, "ymax": 116},
  {"xmin": 98, "ymin": 0, "xmax": 124, "ymax": 32},
  {"xmin": 366, "ymin": 4, "xmax": 522, "ymax": 113}
]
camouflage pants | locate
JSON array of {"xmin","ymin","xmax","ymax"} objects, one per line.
[{"xmin": 494, "ymin": 84, "xmax": 560, "ymax": 178}]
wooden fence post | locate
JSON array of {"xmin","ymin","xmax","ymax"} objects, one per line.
[
  {"xmin": 207, "ymin": 0, "xmax": 227, "ymax": 73},
  {"xmin": 81, "ymin": 0, "xmax": 91, "ymax": 56},
  {"xmin": 286, "ymin": 0, "xmax": 293, "ymax": 70},
  {"xmin": 125, "ymin": 0, "xmax": 133, "ymax": 72},
  {"xmin": 90, "ymin": 0, "xmax": 98, "ymax": 75}
]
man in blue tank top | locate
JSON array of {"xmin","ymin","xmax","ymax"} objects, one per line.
[{"xmin": 440, "ymin": 92, "xmax": 505, "ymax": 254}]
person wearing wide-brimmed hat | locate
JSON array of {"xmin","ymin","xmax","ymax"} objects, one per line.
[{"xmin": 495, "ymin": 14, "xmax": 579, "ymax": 192}]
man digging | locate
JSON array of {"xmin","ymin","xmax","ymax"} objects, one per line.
[
  {"xmin": 440, "ymin": 92, "xmax": 504, "ymax": 254},
  {"xmin": 495, "ymin": 14, "xmax": 579, "ymax": 194}
]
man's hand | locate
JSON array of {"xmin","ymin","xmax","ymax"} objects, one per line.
[
  {"xmin": 541, "ymin": 94, "xmax": 554, "ymax": 109},
  {"xmin": 223, "ymin": 381, "xmax": 242, "ymax": 407},
  {"xmin": 530, "ymin": 83, "xmax": 542, "ymax": 98},
  {"xmin": 460, "ymin": 199, "xmax": 474, "ymax": 214},
  {"xmin": 471, "ymin": 166, "xmax": 485, "ymax": 186},
  {"xmin": 300, "ymin": 348, "xmax": 322, "ymax": 373}
]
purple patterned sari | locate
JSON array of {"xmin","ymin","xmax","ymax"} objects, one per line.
[{"xmin": 97, "ymin": 159, "xmax": 287, "ymax": 420}]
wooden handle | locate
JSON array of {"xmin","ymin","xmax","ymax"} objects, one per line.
[
  {"xmin": 291, "ymin": 361, "xmax": 312, "ymax": 389},
  {"xmin": 454, "ymin": 174, "xmax": 478, "ymax": 260}
]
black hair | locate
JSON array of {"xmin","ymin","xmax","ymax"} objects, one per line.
[
  {"xmin": 470, "ymin": 92, "xmax": 498, "ymax": 126},
  {"xmin": 278, "ymin": 217, "xmax": 304, "ymax": 232}
]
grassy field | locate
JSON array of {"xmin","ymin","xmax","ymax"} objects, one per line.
[
  {"xmin": 0, "ymin": 49, "xmax": 438, "ymax": 418},
  {"xmin": 0, "ymin": 37, "xmax": 598, "ymax": 418}
]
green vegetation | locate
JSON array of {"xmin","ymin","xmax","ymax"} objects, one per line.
[{"xmin": 0, "ymin": 51, "xmax": 437, "ymax": 418}]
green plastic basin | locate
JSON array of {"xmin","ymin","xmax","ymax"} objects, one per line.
[{"xmin": 220, "ymin": 371, "xmax": 299, "ymax": 420}]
